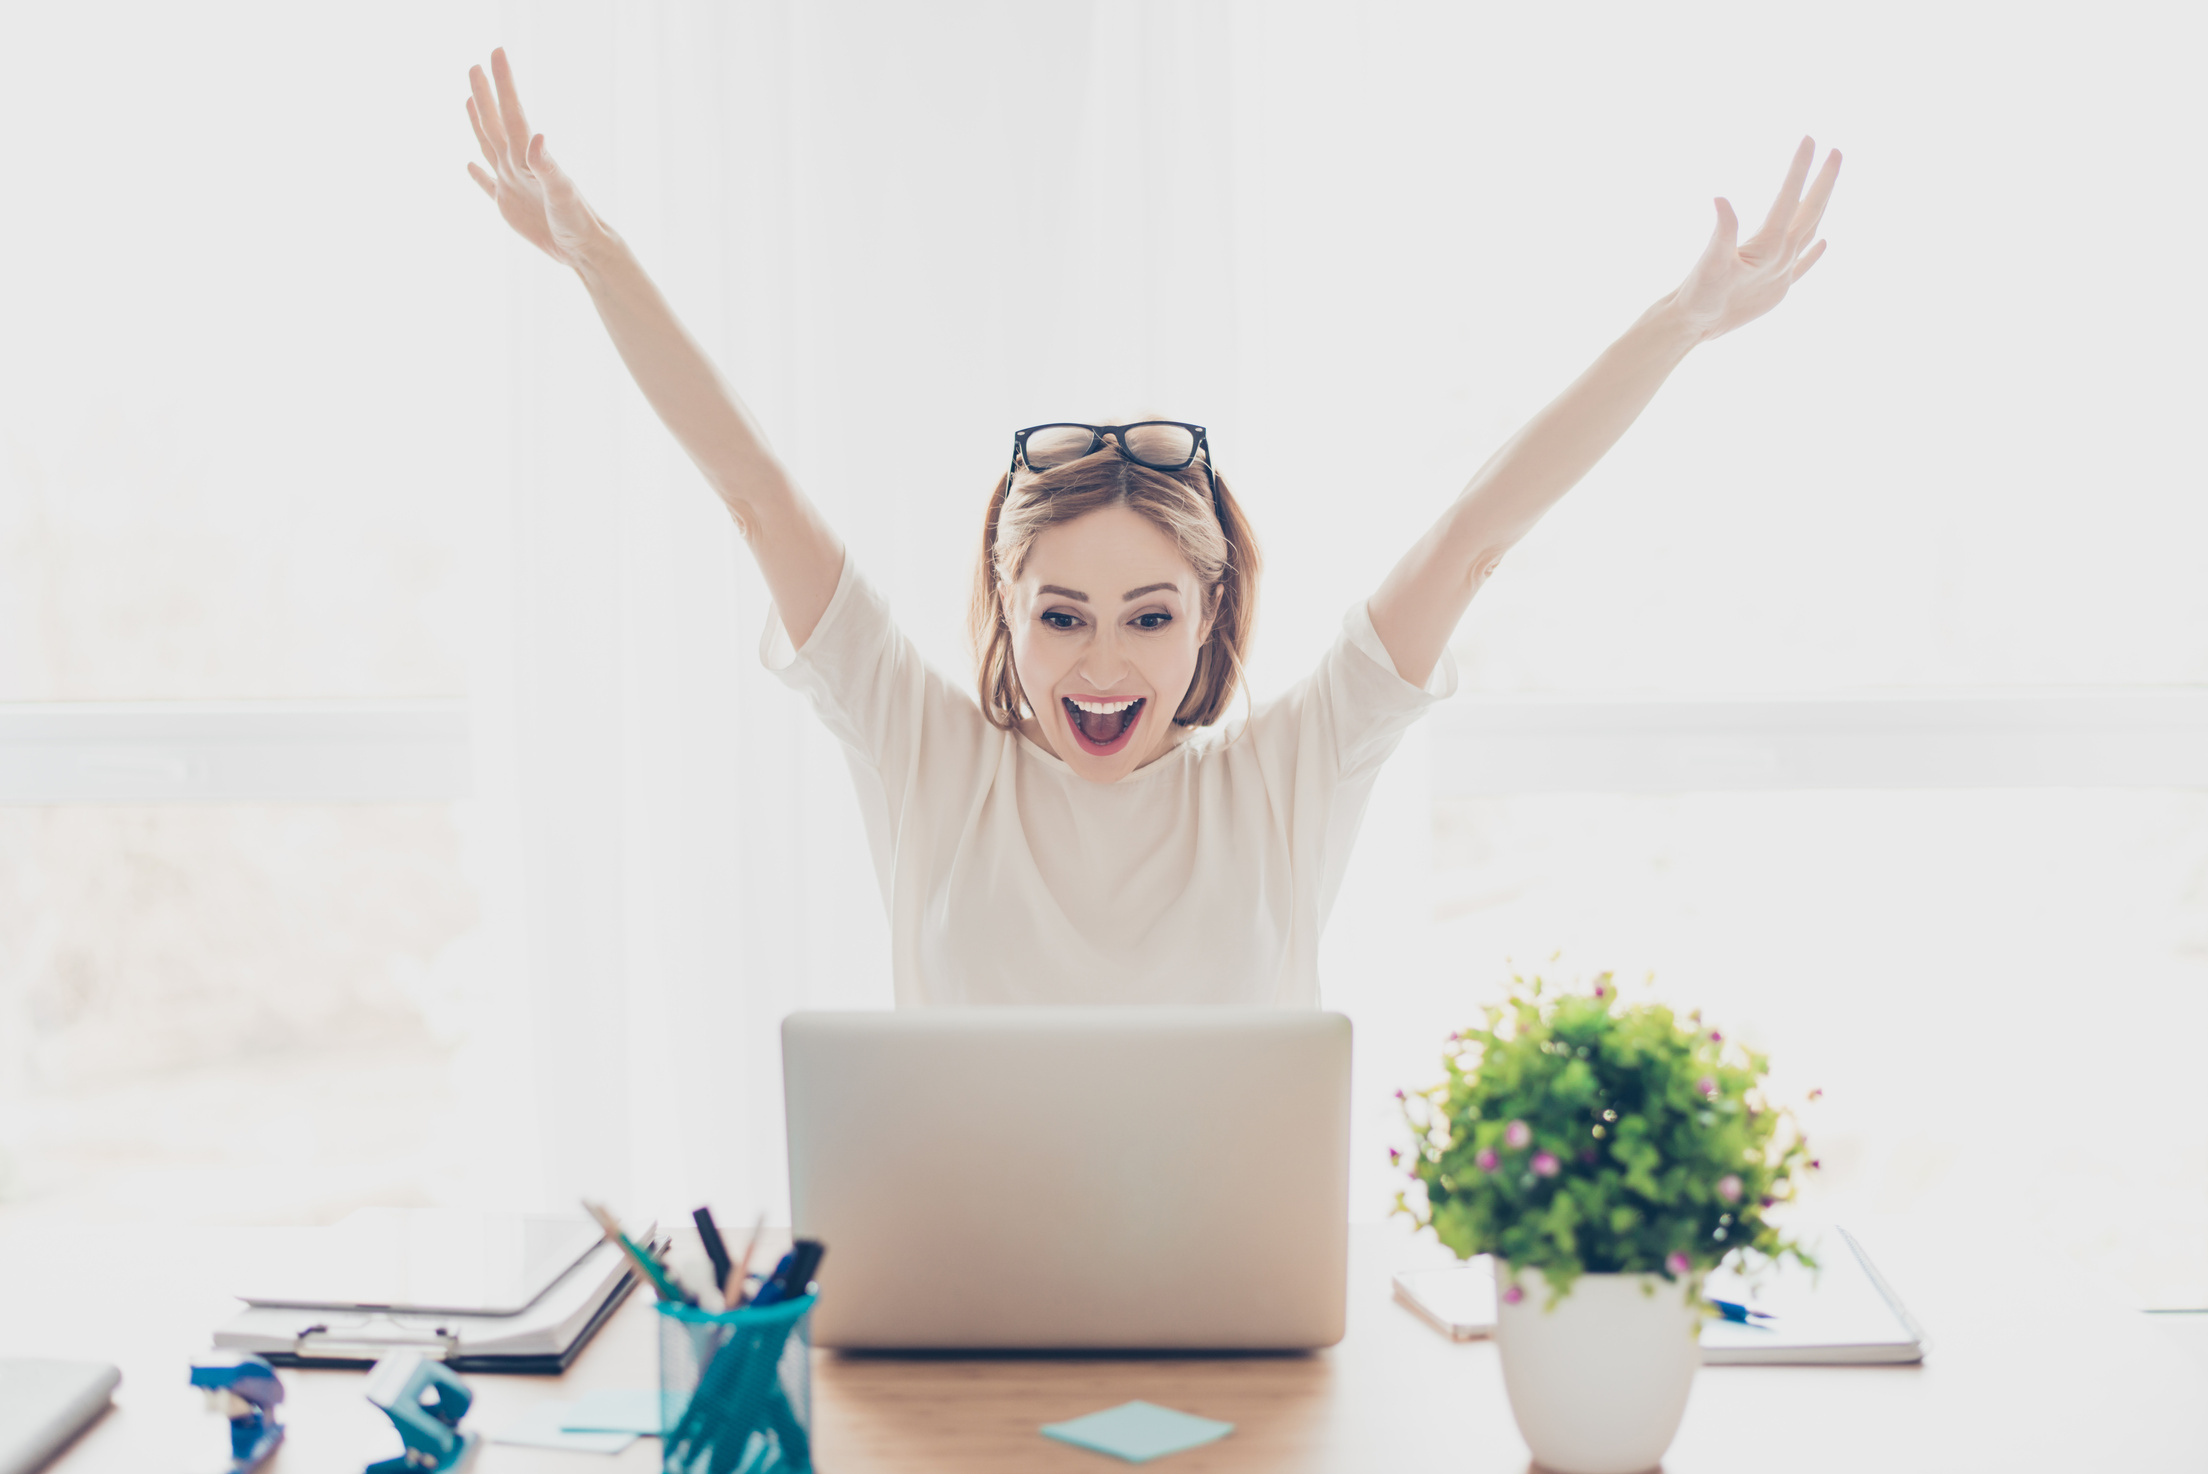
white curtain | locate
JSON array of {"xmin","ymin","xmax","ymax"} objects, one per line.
[{"xmin": 474, "ymin": 2, "xmax": 1269, "ymax": 1220}]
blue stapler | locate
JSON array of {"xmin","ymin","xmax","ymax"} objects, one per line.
[
  {"xmin": 190, "ymin": 1351, "xmax": 286, "ymax": 1473},
  {"xmin": 362, "ymin": 1351, "xmax": 482, "ymax": 1474}
]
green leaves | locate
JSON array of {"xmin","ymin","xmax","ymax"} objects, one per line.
[{"xmin": 1396, "ymin": 971, "xmax": 1814, "ymax": 1297}]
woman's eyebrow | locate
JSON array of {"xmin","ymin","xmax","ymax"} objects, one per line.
[
  {"xmin": 1038, "ymin": 584, "xmax": 1089, "ymax": 602},
  {"xmin": 1122, "ymin": 582, "xmax": 1177, "ymax": 600}
]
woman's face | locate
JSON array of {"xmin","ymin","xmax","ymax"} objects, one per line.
[{"xmin": 1002, "ymin": 502, "xmax": 1212, "ymax": 783}]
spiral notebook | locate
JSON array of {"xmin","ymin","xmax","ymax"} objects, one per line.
[{"xmin": 1391, "ymin": 1225, "xmax": 1926, "ymax": 1365}]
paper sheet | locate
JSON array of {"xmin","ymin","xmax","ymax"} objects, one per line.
[
  {"xmin": 562, "ymin": 1387, "xmax": 667, "ymax": 1435},
  {"xmin": 488, "ymin": 1400, "xmax": 638, "ymax": 1453}
]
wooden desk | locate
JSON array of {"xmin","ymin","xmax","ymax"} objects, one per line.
[{"xmin": 7, "ymin": 1217, "xmax": 2201, "ymax": 1471}]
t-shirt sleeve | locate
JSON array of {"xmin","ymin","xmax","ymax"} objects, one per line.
[
  {"xmin": 760, "ymin": 556, "xmax": 992, "ymax": 874},
  {"xmin": 1297, "ymin": 598, "xmax": 1460, "ymax": 780}
]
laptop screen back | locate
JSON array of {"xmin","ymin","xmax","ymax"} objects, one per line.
[{"xmin": 783, "ymin": 1007, "xmax": 1351, "ymax": 1350}]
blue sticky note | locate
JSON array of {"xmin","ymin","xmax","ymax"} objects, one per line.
[
  {"xmin": 1040, "ymin": 1401, "xmax": 1235, "ymax": 1464},
  {"xmin": 561, "ymin": 1387, "xmax": 668, "ymax": 1436}
]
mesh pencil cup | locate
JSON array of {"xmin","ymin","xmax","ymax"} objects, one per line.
[{"xmin": 655, "ymin": 1292, "xmax": 817, "ymax": 1474}]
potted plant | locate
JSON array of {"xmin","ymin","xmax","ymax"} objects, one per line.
[{"xmin": 1395, "ymin": 972, "xmax": 1816, "ymax": 1474}]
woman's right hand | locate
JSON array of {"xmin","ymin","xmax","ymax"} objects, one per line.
[{"xmin": 465, "ymin": 48, "xmax": 605, "ymax": 269}]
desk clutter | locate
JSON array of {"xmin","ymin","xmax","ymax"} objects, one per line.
[{"xmin": 187, "ymin": 1201, "xmax": 830, "ymax": 1469}]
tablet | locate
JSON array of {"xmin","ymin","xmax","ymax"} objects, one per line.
[{"xmin": 234, "ymin": 1209, "xmax": 605, "ymax": 1316}]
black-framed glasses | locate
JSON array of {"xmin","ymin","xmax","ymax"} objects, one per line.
[{"xmin": 1009, "ymin": 420, "xmax": 1224, "ymax": 521}]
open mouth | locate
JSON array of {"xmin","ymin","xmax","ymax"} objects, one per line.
[{"xmin": 1063, "ymin": 696, "xmax": 1146, "ymax": 757}]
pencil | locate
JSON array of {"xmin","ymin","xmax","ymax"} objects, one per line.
[
  {"xmin": 581, "ymin": 1199, "xmax": 694, "ymax": 1305},
  {"xmin": 729, "ymin": 1211, "xmax": 768, "ymax": 1305}
]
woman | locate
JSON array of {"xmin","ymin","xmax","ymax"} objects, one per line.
[{"xmin": 464, "ymin": 48, "xmax": 1839, "ymax": 1008}]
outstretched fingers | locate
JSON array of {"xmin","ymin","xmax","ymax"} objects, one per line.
[
  {"xmin": 1789, "ymin": 239, "xmax": 1829, "ymax": 281},
  {"xmin": 467, "ymin": 66, "xmax": 510, "ymax": 171},
  {"xmin": 466, "ymin": 161, "xmax": 497, "ymax": 200},
  {"xmin": 490, "ymin": 48, "xmax": 535, "ymax": 171},
  {"xmin": 1787, "ymin": 149, "xmax": 1843, "ymax": 252},
  {"xmin": 465, "ymin": 96, "xmax": 502, "ymax": 172},
  {"xmin": 1756, "ymin": 136, "xmax": 1816, "ymax": 240}
]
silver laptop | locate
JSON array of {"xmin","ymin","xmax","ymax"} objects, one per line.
[
  {"xmin": 783, "ymin": 1007, "xmax": 1351, "ymax": 1350},
  {"xmin": 0, "ymin": 1360, "xmax": 117, "ymax": 1474}
]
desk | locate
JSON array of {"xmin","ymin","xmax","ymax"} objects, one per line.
[{"xmin": 6, "ymin": 1217, "xmax": 2201, "ymax": 1471}]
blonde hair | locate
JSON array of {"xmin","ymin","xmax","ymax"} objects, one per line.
[{"xmin": 969, "ymin": 449, "xmax": 1261, "ymax": 730}]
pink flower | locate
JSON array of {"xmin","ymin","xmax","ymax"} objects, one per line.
[
  {"xmin": 1809, "ymin": 1088, "xmax": 1824, "ymax": 1101},
  {"xmin": 1505, "ymin": 1120, "xmax": 1532, "ymax": 1149},
  {"xmin": 1666, "ymin": 1251, "xmax": 1691, "ymax": 1277},
  {"xmin": 1760, "ymin": 1196, "xmax": 1776, "ymax": 1209},
  {"xmin": 1696, "ymin": 1076, "xmax": 1718, "ymax": 1099},
  {"xmin": 1394, "ymin": 1089, "xmax": 1406, "ymax": 1101},
  {"xmin": 1710, "ymin": 1030, "xmax": 1724, "ymax": 1043},
  {"xmin": 1809, "ymin": 1158, "xmax": 1822, "ymax": 1170},
  {"xmin": 1502, "ymin": 1284, "xmax": 1524, "ymax": 1305},
  {"xmin": 1717, "ymin": 1174, "xmax": 1742, "ymax": 1203},
  {"xmin": 1532, "ymin": 1152, "xmax": 1560, "ymax": 1177},
  {"xmin": 1476, "ymin": 1147, "xmax": 1500, "ymax": 1172},
  {"xmin": 1388, "ymin": 1148, "xmax": 1401, "ymax": 1165},
  {"xmin": 1592, "ymin": 983, "xmax": 1607, "ymax": 999}
]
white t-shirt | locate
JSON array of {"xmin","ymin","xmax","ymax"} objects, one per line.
[{"xmin": 763, "ymin": 559, "xmax": 1457, "ymax": 1007}]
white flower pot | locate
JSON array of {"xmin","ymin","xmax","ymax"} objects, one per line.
[{"xmin": 1493, "ymin": 1269, "xmax": 1702, "ymax": 1474}]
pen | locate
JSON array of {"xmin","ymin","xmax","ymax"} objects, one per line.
[
  {"xmin": 1708, "ymin": 1298, "xmax": 1777, "ymax": 1324},
  {"xmin": 693, "ymin": 1206, "xmax": 734, "ymax": 1295},
  {"xmin": 749, "ymin": 1239, "xmax": 826, "ymax": 1308}
]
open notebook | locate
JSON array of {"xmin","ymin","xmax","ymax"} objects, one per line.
[{"xmin": 1392, "ymin": 1226, "xmax": 1925, "ymax": 1365}]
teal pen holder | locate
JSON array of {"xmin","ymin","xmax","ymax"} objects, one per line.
[{"xmin": 654, "ymin": 1292, "xmax": 817, "ymax": 1474}]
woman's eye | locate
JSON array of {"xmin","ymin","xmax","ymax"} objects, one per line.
[
  {"xmin": 1041, "ymin": 611, "xmax": 1081, "ymax": 631},
  {"xmin": 1133, "ymin": 612, "xmax": 1172, "ymax": 631}
]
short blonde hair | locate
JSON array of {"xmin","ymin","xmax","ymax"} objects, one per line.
[{"xmin": 969, "ymin": 450, "xmax": 1261, "ymax": 730}]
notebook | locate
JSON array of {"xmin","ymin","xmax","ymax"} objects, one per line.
[
  {"xmin": 215, "ymin": 1221, "xmax": 647, "ymax": 1373},
  {"xmin": 1392, "ymin": 1226, "xmax": 1926, "ymax": 1365},
  {"xmin": 233, "ymin": 1209, "xmax": 605, "ymax": 1315}
]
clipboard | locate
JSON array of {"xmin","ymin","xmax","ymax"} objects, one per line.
[{"xmin": 215, "ymin": 1228, "xmax": 651, "ymax": 1373}]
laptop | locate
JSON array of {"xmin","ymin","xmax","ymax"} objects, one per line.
[
  {"xmin": 0, "ymin": 1360, "xmax": 117, "ymax": 1474},
  {"xmin": 783, "ymin": 1007, "xmax": 1351, "ymax": 1350}
]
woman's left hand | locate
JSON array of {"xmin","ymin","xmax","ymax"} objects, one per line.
[{"xmin": 1669, "ymin": 137, "xmax": 1841, "ymax": 343}]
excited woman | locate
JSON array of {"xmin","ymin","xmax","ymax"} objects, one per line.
[{"xmin": 463, "ymin": 48, "xmax": 1840, "ymax": 1008}]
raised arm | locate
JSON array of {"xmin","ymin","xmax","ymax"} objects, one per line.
[
  {"xmin": 1368, "ymin": 139, "xmax": 1842, "ymax": 687},
  {"xmin": 464, "ymin": 48, "xmax": 843, "ymax": 644}
]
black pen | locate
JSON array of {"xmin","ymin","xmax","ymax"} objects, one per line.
[{"xmin": 692, "ymin": 1206, "xmax": 734, "ymax": 1297}]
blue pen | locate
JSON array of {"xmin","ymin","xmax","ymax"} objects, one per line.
[
  {"xmin": 749, "ymin": 1240, "xmax": 825, "ymax": 1308},
  {"xmin": 1709, "ymin": 1298, "xmax": 1777, "ymax": 1324}
]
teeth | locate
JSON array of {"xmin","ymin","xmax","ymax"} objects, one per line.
[{"xmin": 1069, "ymin": 698, "xmax": 1139, "ymax": 715}]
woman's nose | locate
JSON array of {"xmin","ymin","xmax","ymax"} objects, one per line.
[{"xmin": 1075, "ymin": 643, "xmax": 1132, "ymax": 689}]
